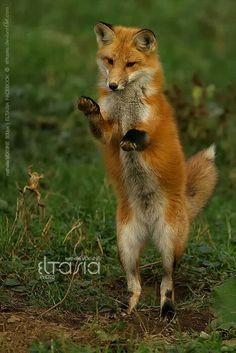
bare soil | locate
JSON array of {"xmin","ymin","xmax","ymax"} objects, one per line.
[{"xmin": 0, "ymin": 276, "xmax": 212, "ymax": 353}]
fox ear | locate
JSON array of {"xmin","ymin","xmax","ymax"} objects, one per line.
[
  {"xmin": 133, "ymin": 29, "xmax": 156, "ymax": 52},
  {"xmin": 94, "ymin": 22, "xmax": 115, "ymax": 47}
]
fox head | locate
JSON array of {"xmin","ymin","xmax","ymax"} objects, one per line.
[{"xmin": 94, "ymin": 22, "xmax": 162, "ymax": 92}]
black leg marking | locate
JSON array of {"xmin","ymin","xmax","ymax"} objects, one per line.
[
  {"xmin": 161, "ymin": 289, "xmax": 175, "ymax": 320},
  {"xmin": 173, "ymin": 256, "xmax": 178, "ymax": 271},
  {"xmin": 120, "ymin": 129, "xmax": 150, "ymax": 151},
  {"xmin": 161, "ymin": 299, "xmax": 176, "ymax": 320},
  {"xmin": 165, "ymin": 289, "xmax": 172, "ymax": 300}
]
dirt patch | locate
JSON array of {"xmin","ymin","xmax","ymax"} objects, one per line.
[
  {"xmin": 0, "ymin": 272, "xmax": 213, "ymax": 352},
  {"xmin": 0, "ymin": 305, "xmax": 212, "ymax": 353}
]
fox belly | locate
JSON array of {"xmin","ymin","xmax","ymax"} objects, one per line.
[
  {"xmin": 121, "ymin": 151, "xmax": 158, "ymax": 211},
  {"xmin": 120, "ymin": 148, "xmax": 175, "ymax": 261},
  {"xmin": 117, "ymin": 147, "xmax": 188, "ymax": 315}
]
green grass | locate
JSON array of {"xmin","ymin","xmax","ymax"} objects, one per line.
[
  {"xmin": 29, "ymin": 332, "xmax": 234, "ymax": 353},
  {"xmin": 0, "ymin": 0, "xmax": 236, "ymax": 352}
]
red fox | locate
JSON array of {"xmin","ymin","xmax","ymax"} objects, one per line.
[{"xmin": 78, "ymin": 22, "xmax": 217, "ymax": 320}]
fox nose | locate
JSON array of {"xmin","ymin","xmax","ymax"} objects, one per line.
[{"xmin": 109, "ymin": 82, "xmax": 118, "ymax": 91}]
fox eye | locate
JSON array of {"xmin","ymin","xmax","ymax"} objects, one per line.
[
  {"xmin": 126, "ymin": 62, "xmax": 136, "ymax": 67},
  {"xmin": 107, "ymin": 58, "xmax": 113, "ymax": 65}
]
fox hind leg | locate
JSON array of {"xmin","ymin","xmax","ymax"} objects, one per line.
[
  {"xmin": 158, "ymin": 232, "xmax": 176, "ymax": 320},
  {"xmin": 117, "ymin": 217, "xmax": 147, "ymax": 314},
  {"xmin": 153, "ymin": 224, "xmax": 177, "ymax": 320},
  {"xmin": 160, "ymin": 252, "xmax": 176, "ymax": 320},
  {"xmin": 153, "ymin": 217, "xmax": 188, "ymax": 320}
]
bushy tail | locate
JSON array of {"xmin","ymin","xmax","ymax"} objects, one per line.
[{"xmin": 186, "ymin": 145, "xmax": 218, "ymax": 221}]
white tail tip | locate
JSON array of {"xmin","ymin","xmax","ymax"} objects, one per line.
[{"xmin": 204, "ymin": 144, "xmax": 216, "ymax": 161}]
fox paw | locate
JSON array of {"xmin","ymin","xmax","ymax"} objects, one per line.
[
  {"xmin": 120, "ymin": 129, "xmax": 150, "ymax": 152},
  {"xmin": 160, "ymin": 299, "xmax": 176, "ymax": 322},
  {"xmin": 127, "ymin": 290, "xmax": 141, "ymax": 314},
  {"xmin": 120, "ymin": 140, "xmax": 137, "ymax": 151},
  {"xmin": 77, "ymin": 96, "xmax": 100, "ymax": 115}
]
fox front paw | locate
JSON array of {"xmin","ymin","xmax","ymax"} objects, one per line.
[
  {"xmin": 120, "ymin": 129, "xmax": 150, "ymax": 152},
  {"xmin": 120, "ymin": 140, "xmax": 137, "ymax": 151},
  {"xmin": 77, "ymin": 96, "xmax": 100, "ymax": 116}
]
